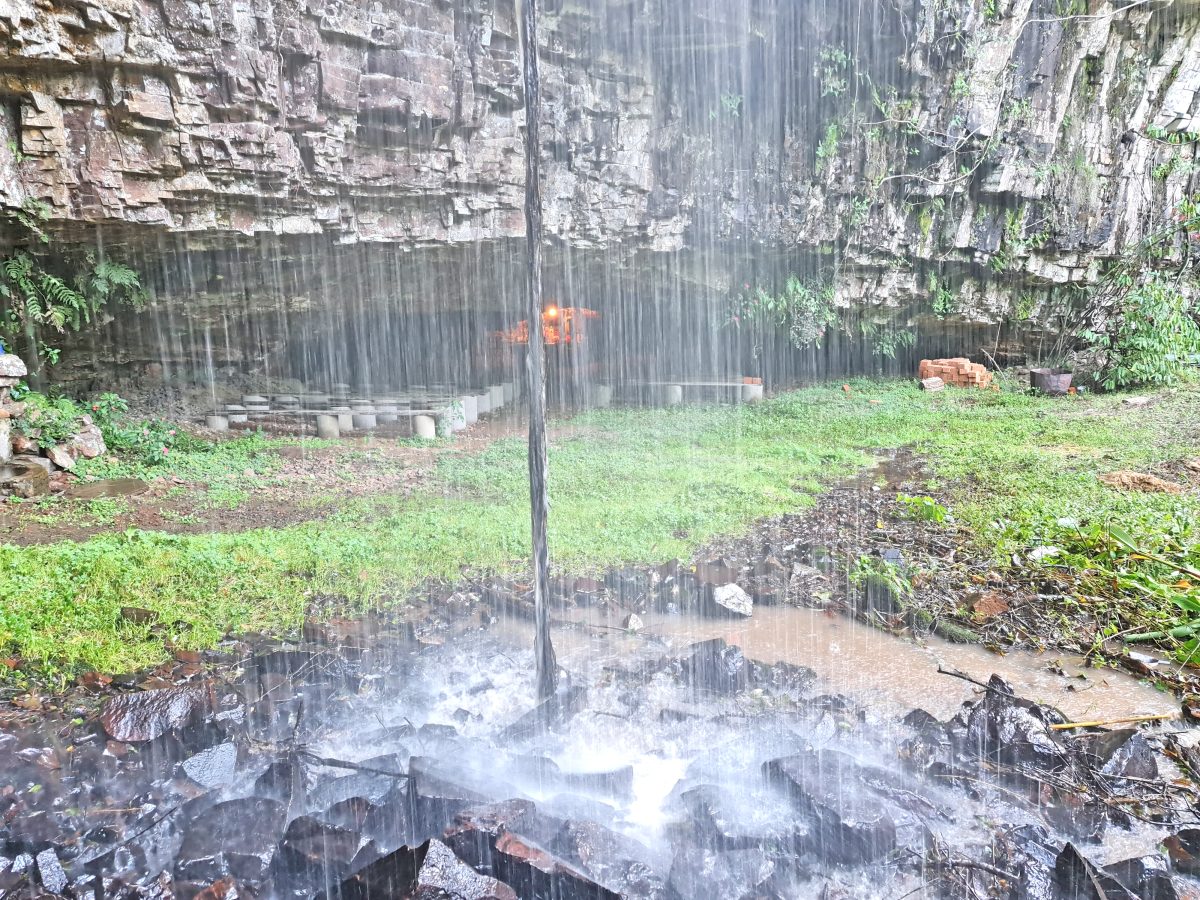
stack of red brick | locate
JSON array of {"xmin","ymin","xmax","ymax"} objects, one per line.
[{"xmin": 918, "ymin": 358, "xmax": 993, "ymax": 389}]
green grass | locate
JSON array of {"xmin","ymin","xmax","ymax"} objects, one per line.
[{"xmin": 2, "ymin": 380, "xmax": 1198, "ymax": 686}]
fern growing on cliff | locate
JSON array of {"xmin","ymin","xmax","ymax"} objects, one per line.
[{"xmin": 0, "ymin": 249, "xmax": 150, "ymax": 373}]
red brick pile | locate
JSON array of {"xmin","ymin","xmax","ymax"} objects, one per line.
[{"xmin": 918, "ymin": 358, "xmax": 993, "ymax": 389}]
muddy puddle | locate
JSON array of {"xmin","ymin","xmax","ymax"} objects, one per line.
[{"xmin": 518, "ymin": 605, "xmax": 1178, "ymax": 723}]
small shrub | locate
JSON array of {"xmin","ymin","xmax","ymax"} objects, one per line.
[
  {"xmin": 897, "ymin": 493, "xmax": 949, "ymax": 523},
  {"xmin": 1083, "ymin": 272, "xmax": 1200, "ymax": 391}
]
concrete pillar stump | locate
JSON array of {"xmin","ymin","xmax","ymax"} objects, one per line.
[
  {"xmin": 741, "ymin": 384, "xmax": 765, "ymax": 403},
  {"xmin": 414, "ymin": 415, "xmax": 437, "ymax": 440},
  {"xmin": 205, "ymin": 415, "xmax": 230, "ymax": 432},
  {"xmin": 462, "ymin": 395, "xmax": 479, "ymax": 425},
  {"xmin": 664, "ymin": 384, "xmax": 683, "ymax": 406},
  {"xmin": 316, "ymin": 415, "xmax": 340, "ymax": 439}
]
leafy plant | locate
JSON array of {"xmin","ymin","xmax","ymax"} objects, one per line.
[
  {"xmin": 928, "ymin": 274, "xmax": 957, "ymax": 318},
  {"xmin": 15, "ymin": 393, "xmax": 85, "ymax": 449},
  {"xmin": 897, "ymin": 493, "xmax": 949, "ymax": 523},
  {"xmin": 816, "ymin": 121, "xmax": 841, "ymax": 175},
  {"xmin": 1082, "ymin": 272, "xmax": 1200, "ymax": 391},
  {"xmin": 859, "ymin": 322, "xmax": 917, "ymax": 359},
  {"xmin": 818, "ymin": 45, "xmax": 852, "ymax": 98},
  {"xmin": 850, "ymin": 554, "xmax": 913, "ymax": 599},
  {"xmin": 1, "ymin": 193, "xmax": 149, "ymax": 374},
  {"xmin": 731, "ymin": 276, "xmax": 839, "ymax": 352}
]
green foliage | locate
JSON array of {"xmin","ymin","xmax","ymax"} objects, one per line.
[
  {"xmin": 710, "ymin": 93, "xmax": 743, "ymax": 120},
  {"xmin": 1082, "ymin": 272, "xmax": 1200, "ymax": 391},
  {"xmin": 897, "ymin": 493, "xmax": 949, "ymax": 523},
  {"xmin": 730, "ymin": 276, "xmax": 839, "ymax": 349},
  {"xmin": 859, "ymin": 322, "xmax": 917, "ymax": 359},
  {"xmin": 818, "ymin": 45, "xmax": 852, "ymax": 98},
  {"xmin": 849, "ymin": 195, "xmax": 871, "ymax": 228},
  {"xmin": 15, "ymin": 393, "xmax": 84, "ymax": 449},
  {"xmin": 950, "ymin": 74, "xmax": 971, "ymax": 102},
  {"xmin": 850, "ymin": 554, "xmax": 913, "ymax": 599},
  {"xmin": 984, "ymin": 0, "xmax": 1001, "ymax": 22},
  {"xmin": 816, "ymin": 121, "xmax": 841, "ymax": 174},
  {"xmin": 928, "ymin": 274, "xmax": 958, "ymax": 318},
  {"xmin": 0, "ymin": 249, "xmax": 150, "ymax": 369}
]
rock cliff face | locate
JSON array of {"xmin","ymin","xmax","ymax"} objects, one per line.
[{"xmin": 0, "ymin": 0, "xmax": 1197, "ymax": 379}]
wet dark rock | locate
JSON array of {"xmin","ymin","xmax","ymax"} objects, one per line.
[
  {"xmin": 1054, "ymin": 843, "xmax": 1139, "ymax": 900},
  {"xmin": 181, "ymin": 743, "xmax": 237, "ymax": 789},
  {"xmin": 254, "ymin": 755, "xmax": 307, "ymax": 817},
  {"xmin": 176, "ymin": 798, "xmax": 286, "ymax": 884},
  {"xmin": 763, "ymin": 750, "xmax": 896, "ymax": 863},
  {"xmin": 677, "ymin": 639, "xmax": 748, "ymax": 696},
  {"xmin": 330, "ymin": 838, "xmax": 517, "ymax": 900},
  {"xmin": 500, "ymin": 684, "xmax": 588, "ymax": 741},
  {"xmin": 491, "ymin": 831, "xmax": 621, "ymax": 900},
  {"xmin": 1075, "ymin": 729, "xmax": 1158, "ymax": 782},
  {"xmin": 707, "ymin": 583, "xmax": 753, "ymax": 618},
  {"xmin": 101, "ymin": 683, "xmax": 214, "ymax": 743},
  {"xmin": 1102, "ymin": 854, "xmax": 1179, "ymax": 900},
  {"xmin": 695, "ymin": 558, "xmax": 738, "ymax": 587},
  {"xmin": 310, "ymin": 770, "xmax": 403, "ymax": 811},
  {"xmin": 606, "ymin": 569, "xmax": 651, "ymax": 605},
  {"xmin": 322, "ymin": 797, "xmax": 375, "ymax": 832},
  {"xmin": 271, "ymin": 816, "xmax": 361, "ymax": 894},
  {"xmin": 554, "ymin": 820, "xmax": 667, "ymax": 900},
  {"xmin": 681, "ymin": 784, "xmax": 806, "ymax": 853},
  {"xmin": 444, "ymin": 800, "xmax": 564, "ymax": 872},
  {"xmin": 666, "ymin": 847, "xmax": 775, "ymax": 900},
  {"xmin": 964, "ymin": 676, "xmax": 1069, "ymax": 774},
  {"xmin": 359, "ymin": 781, "xmax": 415, "ymax": 851},
  {"xmin": 748, "ymin": 660, "xmax": 817, "ymax": 700},
  {"xmin": 1164, "ymin": 828, "xmax": 1200, "ymax": 875},
  {"xmin": 406, "ymin": 757, "xmax": 492, "ymax": 842},
  {"xmin": 995, "ymin": 824, "xmax": 1060, "ymax": 900}
]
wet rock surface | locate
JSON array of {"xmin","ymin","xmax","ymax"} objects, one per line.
[{"xmin": 1, "ymin": 625, "xmax": 1197, "ymax": 900}]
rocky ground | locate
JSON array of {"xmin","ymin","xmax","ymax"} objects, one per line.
[{"xmin": 1, "ymin": 572, "xmax": 1199, "ymax": 900}]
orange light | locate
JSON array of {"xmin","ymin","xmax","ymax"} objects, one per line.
[{"xmin": 545, "ymin": 305, "xmax": 559, "ymax": 319}]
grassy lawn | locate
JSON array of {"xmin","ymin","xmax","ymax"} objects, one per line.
[{"xmin": 2, "ymin": 380, "xmax": 1198, "ymax": 686}]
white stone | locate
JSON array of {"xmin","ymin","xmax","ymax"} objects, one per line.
[
  {"xmin": 205, "ymin": 415, "xmax": 230, "ymax": 431},
  {"xmin": 0, "ymin": 355, "xmax": 28, "ymax": 378},
  {"xmin": 462, "ymin": 394, "xmax": 479, "ymax": 425},
  {"xmin": 664, "ymin": 384, "xmax": 683, "ymax": 406},
  {"xmin": 414, "ymin": 415, "xmax": 437, "ymax": 440}
]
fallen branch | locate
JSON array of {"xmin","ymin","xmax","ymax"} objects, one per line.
[{"xmin": 1049, "ymin": 713, "xmax": 1173, "ymax": 731}]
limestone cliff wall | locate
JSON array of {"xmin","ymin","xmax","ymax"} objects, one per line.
[{"xmin": 0, "ymin": 0, "xmax": 1197, "ymax": 378}]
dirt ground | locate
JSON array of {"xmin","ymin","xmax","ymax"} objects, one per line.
[{"xmin": 0, "ymin": 416, "xmax": 541, "ymax": 545}]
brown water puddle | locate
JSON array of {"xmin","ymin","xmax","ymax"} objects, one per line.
[{"xmin": 528, "ymin": 604, "xmax": 1177, "ymax": 722}]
